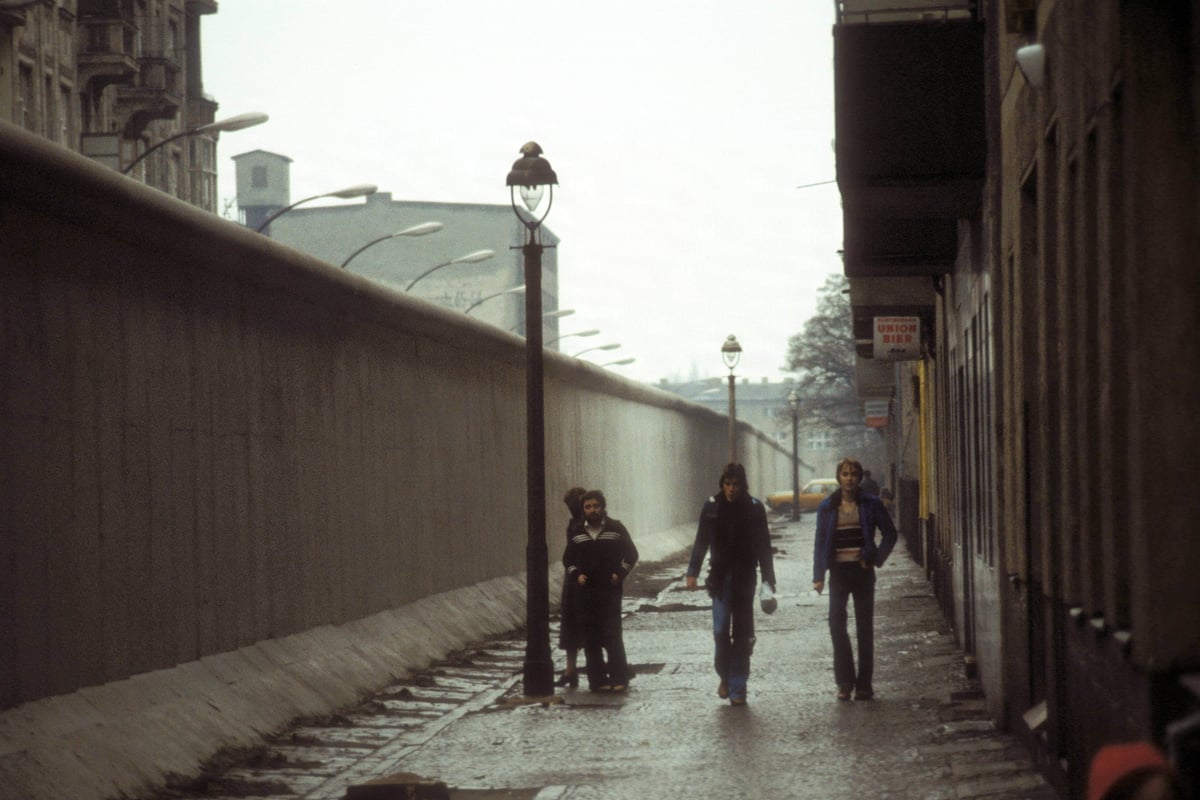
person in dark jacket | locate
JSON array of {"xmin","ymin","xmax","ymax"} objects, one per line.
[
  {"xmin": 860, "ymin": 470, "xmax": 880, "ymax": 497},
  {"xmin": 812, "ymin": 456, "xmax": 898, "ymax": 701},
  {"xmin": 685, "ymin": 463, "xmax": 776, "ymax": 706},
  {"xmin": 556, "ymin": 486, "xmax": 587, "ymax": 688},
  {"xmin": 562, "ymin": 490, "xmax": 638, "ymax": 692}
]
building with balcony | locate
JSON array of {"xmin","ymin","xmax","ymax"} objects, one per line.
[
  {"xmin": 833, "ymin": 1, "xmax": 1200, "ymax": 795},
  {"xmin": 0, "ymin": 0, "xmax": 224, "ymax": 212}
]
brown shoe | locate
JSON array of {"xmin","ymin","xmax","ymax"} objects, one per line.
[
  {"xmin": 730, "ymin": 697, "xmax": 747, "ymax": 706},
  {"xmin": 717, "ymin": 680, "xmax": 729, "ymax": 699}
]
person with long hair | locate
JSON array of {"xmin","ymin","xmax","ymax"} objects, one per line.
[
  {"xmin": 685, "ymin": 463, "xmax": 776, "ymax": 706},
  {"xmin": 555, "ymin": 486, "xmax": 587, "ymax": 687},
  {"xmin": 812, "ymin": 456, "xmax": 897, "ymax": 701}
]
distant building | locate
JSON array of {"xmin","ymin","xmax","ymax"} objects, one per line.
[
  {"xmin": 656, "ymin": 376, "xmax": 886, "ymax": 484},
  {"xmin": 1, "ymin": 0, "xmax": 226, "ymax": 212},
  {"xmin": 233, "ymin": 150, "xmax": 561, "ymax": 339}
]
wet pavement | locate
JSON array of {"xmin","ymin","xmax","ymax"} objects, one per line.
[{"xmin": 146, "ymin": 517, "xmax": 1057, "ymax": 800}]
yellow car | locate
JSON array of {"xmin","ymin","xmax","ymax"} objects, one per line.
[{"xmin": 765, "ymin": 479, "xmax": 839, "ymax": 515}]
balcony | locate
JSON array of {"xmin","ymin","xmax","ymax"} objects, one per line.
[
  {"xmin": 834, "ymin": 2, "xmax": 985, "ymax": 278},
  {"xmin": 76, "ymin": 17, "xmax": 138, "ymax": 91}
]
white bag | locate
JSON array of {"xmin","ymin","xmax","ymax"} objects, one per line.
[{"xmin": 759, "ymin": 584, "xmax": 777, "ymax": 614}]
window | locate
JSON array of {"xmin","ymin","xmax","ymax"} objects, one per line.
[
  {"xmin": 807, "ymin": 430, "xmax": 834, "ymax": 451},
  {"xmin": 251, "ymin": 165, "xmax": 268, "ymax": 188}
]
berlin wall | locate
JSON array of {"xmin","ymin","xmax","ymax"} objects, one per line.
[{"xmin": 0, "ymin": 121, "xmax": 790, "ymax": 798}]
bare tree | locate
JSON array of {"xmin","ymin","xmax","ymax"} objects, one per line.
[{"xmin": 784, "ymin": 274, "xmax": 861, "ymax": 434}]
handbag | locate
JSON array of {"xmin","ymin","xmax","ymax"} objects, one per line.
[{"xmin": 759, "ymin": 583, "xmax": 777, "ymax": 614}]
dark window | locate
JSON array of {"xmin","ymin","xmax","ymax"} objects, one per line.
[{"xmin": 251, "ymin": 166, "xmax": 268, "ymax": 188}]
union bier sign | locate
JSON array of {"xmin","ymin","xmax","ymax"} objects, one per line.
[{"xmin": 873, "ymin": 316, "xmax": 921, "ymax": 361}]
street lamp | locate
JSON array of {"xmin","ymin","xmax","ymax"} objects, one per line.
[
  {"xmin": 463, "ymin": 284, "xmax": 525, "ymax": 315},
  {"xmin": 787, "ymin": 389, "xmax": 801, "ymax": 522},
  {"xmin": 122, "ymin": 111, "xmax": 268, "ymax": 175},
  {"xmin": 254, "ymin": 183, "xmax": 378, "ymax": 233},
  {"xmin": 573, "ymin": 343, "xmax": 620, "ymax": 358},
  {"xmin": 506, "ymin": 140, "xmax": 557, "ymax": 698},
  {"xmin": 545, "ymin": 329, "xmax": 599, "ymax": 346},
  {"xmin": 508, "ymin": 308, "xmax": 575, "ymax": 334},
  {"xmin": 721, "ymin": 334, "xmax": 742, "ymax": 464},
  {"xmin": 600, "ymin": 357, "xmax": 636, "ymax": 368},
  {"xmin": 339, "ymin": 222, "xmax": 444, "ymax": 269},
  {"xmin": 403, "ymin": 249, "xmax": 496, "ymax": 290}
]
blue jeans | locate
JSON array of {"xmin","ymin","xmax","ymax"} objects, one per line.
[
  {"xmin": 710, "ymin": 574, "xmax": 756, "ymax": 700},
  {"xmin": 828, "ymin": 562, "xmax": 876, "ymax": 692}
]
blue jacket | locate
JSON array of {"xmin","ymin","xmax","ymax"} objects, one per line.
[{"xmin": 812, "ymin": 491, "xmax": 898, "ymax": 582}]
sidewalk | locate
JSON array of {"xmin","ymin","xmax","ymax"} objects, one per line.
[{"xmin": 171, "ymin": 516, "xmax": 1057, "ymax": 800}]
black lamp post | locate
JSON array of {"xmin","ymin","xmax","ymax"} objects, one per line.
[
  {"xmin": 721, "ymin": 334, "xmax": 742, "ymax": 464},
  {"xmin": 506, "ymin": 141, "xmax": 557, "ymax": 698},
  {"xmin": 787, "ymin": 389, "xmax": 801, "ymax": 522}
]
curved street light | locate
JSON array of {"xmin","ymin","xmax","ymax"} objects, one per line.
[
  {"xmin": 404, "ymin": 249, "xmax": 495, "ymax": 291},
  {"xmin": 254, "ymin": 182, "xmax": 378, "ymax": 233},
  {"xmin": 464, "ymin": 284, "xmax": 525, "ymax": 314},
  {"xmin": 508, "ymin": 308, "xmax": 575, "ymax": 333},
  {"xmin": 340, "ymin": 222, "xmax": 444, "ymax": 269},
  {"xmin": 600, "ymin": 357, "xmax": 636, "ymax": 368},
  {"xmin": 122, "ymin": 111, "xmax": 268, "ymax": 175},
  {"xmin": 545, "ymin": 328, "xmax": 599, "ymax": 346},
  {"xmin": 573, "ymin": 343, "xmax": 620, "ymax": 358}
]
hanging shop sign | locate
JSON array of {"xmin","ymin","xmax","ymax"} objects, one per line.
[
  {"xmin": 873, "ymin": 316, "xmax": 921, "ymax": 361},
  {"xmin": 864, "ymin": 399, "xmax": 891, "ymax": 428}
]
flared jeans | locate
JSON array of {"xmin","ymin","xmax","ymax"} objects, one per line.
[{"xmin": 828, "ymin": 561, "xmax": 876, "ymax": 692}]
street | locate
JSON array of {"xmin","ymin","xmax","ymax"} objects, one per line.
[{"xmin": 148, "ymin": 517, "xmax": 1056, "ymax": 800}]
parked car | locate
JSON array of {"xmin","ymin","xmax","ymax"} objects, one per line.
[{"xmin": 765, "ymin": 479, "xmax": 839, "ymax": 515}]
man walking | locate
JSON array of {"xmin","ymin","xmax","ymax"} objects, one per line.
[
  {"xmin": 563, "ymin": 490, "xmax": 638, "ymax": 692},
  {"xmin": 685, "ymin": 463, "xmax": 776, "ymax": 706}
]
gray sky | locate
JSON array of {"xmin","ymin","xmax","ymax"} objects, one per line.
[{"xmin": 202, "ymin": 1, "xmax": 843, "ymax": 384}]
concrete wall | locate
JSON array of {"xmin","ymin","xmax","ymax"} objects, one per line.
[
  {"xmin": 0, "ymin": 119, "xmax": 790, "ymax": 797},
  {"xmin": 0, "ymin": 117, "xmax": 791, "ymax": 789}
]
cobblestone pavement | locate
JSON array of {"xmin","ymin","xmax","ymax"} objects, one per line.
[{"xmin": 146, "ymin": 518, "xmax": 1057, "ymax": 800}]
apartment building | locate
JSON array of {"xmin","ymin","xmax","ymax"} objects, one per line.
[
  {"xmin": 0, "ymin": 0, "xmax": 223, "ymax": 211},
  {"xmin": 834, "ymin": 1, "xmax": 1199, "ymax": 795}
]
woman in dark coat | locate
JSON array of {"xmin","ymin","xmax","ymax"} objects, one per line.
[{"xmin": 556, "ymin": 486, "xmax": 587, "ymax": 687}]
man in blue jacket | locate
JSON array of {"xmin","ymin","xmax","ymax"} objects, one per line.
[
  {"xmin": 686, "ymin": 463, "xmax": 776, "ymax": 706},
  {"xmin": 812, "ymin": 457, "xmax": 898, "ymax": 701}
]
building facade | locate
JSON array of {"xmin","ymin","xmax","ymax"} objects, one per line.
[
  {"xmin": 234, "ymin": 150, "xmax": 561, "ymax": 339},
  {"xmin": 835, "ymin": 1, "xmax": 1200, "ymax": 796},
  {"xmin": 657, "ymin": 376, "xmax": 887, "ymax": 486},
  {"xmin": 1, "ymin": 0, "xmax": 224, "ymax": 211}
]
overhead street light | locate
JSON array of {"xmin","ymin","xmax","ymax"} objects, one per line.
[
  {"xmin": 600, "ymin": 357, "xmax": 636, "ymax": 368},
  {"xmin": 404, "ymin": 249, "xmax": 496, "ymax": 291},
  {"xmin": 122, "ymin": 111, "xmax": 268, "ymax": 175},
  {"xmin": 463, "ymin": 284, "xmax": 525, "ymax": 315},
  {"xmin": 721, "ymin": 334, "xmax": 743, "ymax": 464},
  {"xmin": 508, "ymin": 308, "xmax": 575, "ymax": 334},
  {"xmin": 545, "ymin": 328, "xmax": 599, "ymax": 346},
  {"xmin": 254, "ymin": 183, "xmax": 378, "ymax": 233},
  {"xmin": 506, "ymin": 140, "xmax": 557, "ymax": 699},
  {"xmin": 340, "ymin": 222, "xmax": 444, "ymax": 269},
  {"xmin": 573, "ymin": 343, "xmax": 620, "ymax": 358}
]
